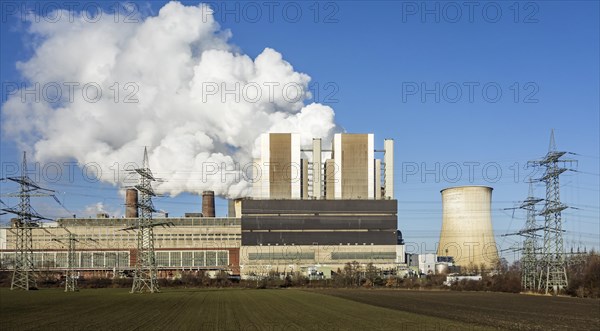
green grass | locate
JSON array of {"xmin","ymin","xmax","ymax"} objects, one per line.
[{"xmin": 0, "ymin": 288, "xmax": 487, "ymax": 330}]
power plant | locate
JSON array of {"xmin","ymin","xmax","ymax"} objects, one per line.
[
  {"xmin": 0, "ymin": 131, "xmax": 582, "ymax": 294},
  {"xmin": 0, "ymin": 133, "xmax": 405, "ymax": 281}
]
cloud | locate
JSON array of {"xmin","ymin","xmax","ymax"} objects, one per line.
[{"xmin": 2, "ymin": 1, "xmax": 339, "ymax": 198}]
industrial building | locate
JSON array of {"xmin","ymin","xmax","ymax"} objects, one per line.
[
  {"xmin": 0, "ymin": 132, "xmax": 404, "ymax": 279},
  {"xmin": 240, "ymin": 199, "xmax": 401, "ymax": 276},
  {"xmin": 0, "ymin": 191, "xmax": 240, "ymax": 278},
  {"xmin": 405, "ymin": 253, "xmax": 456, "ymax": 275},
  {"xmin": 243, "ymin": 133, "xmax": 402, "ymax": 276}
]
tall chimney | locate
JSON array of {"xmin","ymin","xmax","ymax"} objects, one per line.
[
  {"xmin": 125, "ymin": 188, "xmax": 138, "ymax": 218},
  {"xmin": 202, "ymin": 191, "xmax": 215, "ymax": 217}
]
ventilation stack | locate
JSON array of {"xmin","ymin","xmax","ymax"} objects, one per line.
[
  {"xmin": 125, "ymin": 188, "xmax": 138, "ymax": 218},
  {"xmin": 437, "ymin": 186, "xmax": 499, "ymax": 270},
  {"xmin": 202, "ymin": 191, "xmax": 215, "ymax": 217}
]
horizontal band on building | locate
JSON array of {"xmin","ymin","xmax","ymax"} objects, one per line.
[{"xmin": 243, "ymin": 229, "xmax": 373, "ymax": 233}]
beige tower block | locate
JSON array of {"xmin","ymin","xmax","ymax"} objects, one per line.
[
  {"xmin": 437, "ymin": 186, "xmax": 499, "ymax": 269},
  {"xmin": 332, "ymin": 133, "xmax": 375, "ymax": 199},
  {"xmin": 312, "ymin": 138, "xmax": 322, "ymax": 199},
  {"xmin": 383, "ymin": 139, "xmax": 394, "ymax": 199},
  {"xmin": 255, "ymin": 133, "xmax": 301, "ymax": 199},
  {"xmin": 374, "ymin": 159, "xmax": 382, "ymax": 199}
]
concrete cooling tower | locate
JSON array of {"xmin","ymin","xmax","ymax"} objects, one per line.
[{"xmin": 437, "ymin": 186, "xmax": 499, "ymax": 269}]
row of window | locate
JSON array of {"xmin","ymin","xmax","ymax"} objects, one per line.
[
  {"xmin": 0, "ymin": 251, "xmax": 129, "ymax": 269},
  {"xmin": 30, "ymin": 234, "xmax": 241, "ymax": 241},
  {"xmin": 247, "ymin": 251, "xmax": 397, "ymax": 261},
  {"xmin": 156, "ymin": 251, "xmax": 228, "ymax": 267},
  {"xmin": 248, "ymin": 252, "xmax": 315, "ymax": 261},
  {"xmin": 331, "ymin": 252, "xmax": 396, "ymax": 260},
  {"xmin": 0, "ymin": 250, "xmax": 230, "ymax": 269}
]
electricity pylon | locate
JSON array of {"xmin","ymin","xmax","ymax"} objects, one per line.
[
  {"xmin": 528, "ymin": 130, "xmax": 576, "ymax": 295},
  {"xmin": 519, "ymin": 182, "xmax": 543, "ymax": 291},
  {"xmin": 128, "ymin": 147, "xmax": 162, "ymax": 293},
  {"xmin": 52, "ymin": 227, "xmax": 79, "ymax": 292},
  {"xmin": 52, "ymin": 227, "xmax": 98, "ymax": 292},
  {"xmin": 502, "ymin": 181, "xmax": 543, "ymax": 291},
  {"xmin": 65, "ymin": 232, "xmax": 77, "ymax": 292},
  {"xmin": 1, "ymin": 152, "xmax": 55, "ymax": 290}
]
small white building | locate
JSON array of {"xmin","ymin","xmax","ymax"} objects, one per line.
[{"xmin": 418, "ymin": 253, "xmax": 437, "ymax": 275}]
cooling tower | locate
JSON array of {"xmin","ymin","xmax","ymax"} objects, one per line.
[
  {"xmin": 437, "ymin": 186, "xmax": 499, "ymax": 269},
  {"xmin": 202, "ymin": 191, "xmax": 216, "ymax": 217},
  {"xmin": 125, "ymin": 188, "xmax": 138, "ymax": 218}
]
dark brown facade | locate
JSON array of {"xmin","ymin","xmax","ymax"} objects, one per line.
[{"xmin": 241, "ymin": 200, "xmax": 397, "ymax": 246}]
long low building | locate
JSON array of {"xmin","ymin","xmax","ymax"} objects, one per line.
[
  {"xmin": 0, "ymin": 199, "xmax": 405, "ymax": 278},
  {"xmin": 0, "ymin": 216, "xmax": 241, "ymax": 277}
]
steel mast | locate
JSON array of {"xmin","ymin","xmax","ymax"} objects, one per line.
[
  {"xmin": 528, "ymin": 130, "xmax": 575, "ymax": 294},
  {"xmin": 130, "ymin": 147, "xmax": 160, "ymax": 293},
  {"xmin": 1, "ymin": 152, "xmax": 54, "ymax": 290}
]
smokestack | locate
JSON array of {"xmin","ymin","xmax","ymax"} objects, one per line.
[
  {"xmin": 202, "ymin": 191, "xmax": 215, "ymax": 217},
  {"xmin": 125, "ymin": 188, "xmax": 138, "ymax": 218}
]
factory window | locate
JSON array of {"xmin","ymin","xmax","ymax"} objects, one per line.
[
  {"xmin": 157, "ymin": 252, "xmax": 169, "ymax": 267},
  {"xmin": 55, "ymin": 253, "xmax": 67, "ymax": 268},
  {"xmin": 206, "ymin": 251, "xmax": 217, "ymax": 266},
  {"xmin": 217, "ymin": 251, "xmax": 228, "ymax": 266},
  {"xmin": 182, "ymin": 251, "xmax": 193, "ymax": 266},
  {"xmin": 32, "ymin": 253, "xmax": 42, "ymax": 268},
  {"xmin": 93, "ymin": 252, "xmax": 104, "ymax": 267},
  {"xmin": 42, "ymin": 253, "xmax": 55, "ymax": 268},
  {"xmin": 105, "ymin": 252, "xmax": 117, "ymax": 267},
  {"xmin": 118, "ymin": 252, "xmax": 129, "ymax": 268},
  {"xmin": 81, "ymin": 252, "xmax": 92, "ymax": 268},
  {"xmin": 170, "ymin": 251, "xmax": 181, "ymax": 267},
  {"xmin": 331, "ymin": 252, "xmax": 396, "ymax": 260},
  {"xmin": 0, "ymin": 253, "xmax": 15, "ymax": 269},
  {"xmin": 193, "ymin": 251, "xmax": 205, "ymax": 267}
]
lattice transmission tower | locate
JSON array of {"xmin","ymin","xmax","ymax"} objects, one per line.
[
  {"xmin": 1, "ymin": 152, "xmax": 56, "ymax": 290},
  {"xmin": 502, "ymin": 181, "xmax": 543, "ymax": 291},
  {"xmin": 528, "ymin": 130, "xmax": 576, "ymax": 295},
  {"xmin": 127, "ymin": 147, "xmax": 165, "ymax": 293},
  {"xmin": 519, "ymin": 182, "xmax": 543, "ymax": 291},
  {"xmin": 51, "ymin": 226, "xmax": 82, "ymax": 292},
  {"xmin": 64, "ymin": 232, "xmax": 78, "ymax": 292}
]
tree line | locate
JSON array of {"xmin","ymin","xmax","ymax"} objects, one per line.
[{"xmin": 0, "ymin": 252, "xmax": 598, "ymax": 298}]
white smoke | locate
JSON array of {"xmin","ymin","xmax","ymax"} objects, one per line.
[
  {"xmin": 81, "ymin": 202, "xmax": 122, "ymax": 218},
  {"xmin": 2, "ymin": 1, "xmax": 339, "ymax": 198}
]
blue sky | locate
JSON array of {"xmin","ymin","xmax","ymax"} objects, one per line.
[{"xmin": 1, "ymin": 1, "xmax": 598, "ymax": 258}]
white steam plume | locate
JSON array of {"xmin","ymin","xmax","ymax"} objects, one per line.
[{"xmin": 2, "ymin": 1, "xmax": 339, "ymax": 198}]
